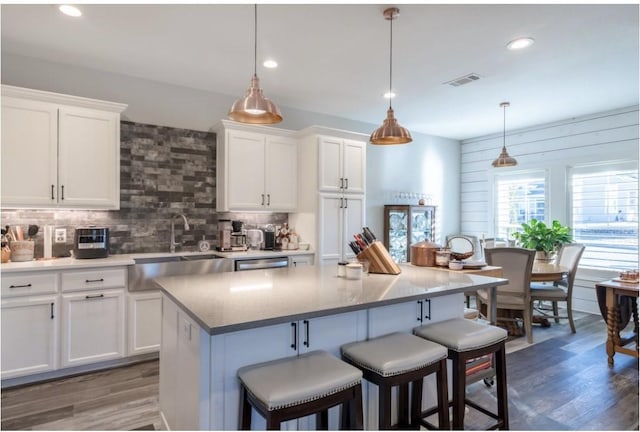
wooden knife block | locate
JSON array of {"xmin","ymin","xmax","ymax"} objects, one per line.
[{"xmin": 357, "ymin": 241, "xmax": 401, "ymax": 275}]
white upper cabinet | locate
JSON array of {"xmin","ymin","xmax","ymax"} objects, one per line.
[
  {"xmin": 1, "ymin": 85, "xmax": 127, "ymax": 210},
  {"xmin": 319, "ymin": 136, "xmax": 366, "ymax": 194},
  {"xmin": 215, "ymin": 120, "xmax": 297, "ymax": 212}
]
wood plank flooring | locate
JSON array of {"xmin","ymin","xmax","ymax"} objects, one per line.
[{"xmin": 1, "ymin": 310, "xmax": 637, "ymax": 430}]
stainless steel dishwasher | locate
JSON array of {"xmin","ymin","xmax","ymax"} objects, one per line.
[{"xmin": 234, "ymin": 256, "xmax": 290, "ymax": 271}]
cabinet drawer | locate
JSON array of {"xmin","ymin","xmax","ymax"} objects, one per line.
[
  {"xmin": 1, "ymin": 273, "xmax": 58, "ymax": 297},
  {"xmin": 61, "ymin": 268, "xmax": 127, "ymax": 292}
]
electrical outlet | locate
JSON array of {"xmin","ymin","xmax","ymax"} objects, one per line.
[{"xmin": 54, "ymin": 228, "xmax": 66, "ymax": 243}]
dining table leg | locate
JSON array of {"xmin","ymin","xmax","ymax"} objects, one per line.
[{"xmin": 606, "ymin": 286, "xmax": 621, "ymax": 367}]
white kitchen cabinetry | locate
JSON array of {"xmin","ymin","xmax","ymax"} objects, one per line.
[
  {"xmin": 159, "ymin": 295, "xmax": 208, "ymax": 431},
  {"xmin": 211, "ymin": 310, "xmax": 368, "ymax": 430},
  {"xmin": 215, "ymin": 120, "xmax": 297, "ymax": 212},
  {"xmin": 319, "ymin": 193, "xmax": 364, "ymax": 262},
  {"xmin": 127, "ymin": 291, "xmax": 162, "ymax": 355},
  {"xmin": 1, "ymin": 271, "xmax": 60, "ymax": 379},
  {"xmin": 1, "ymin": 296, "xmax": 59, "ymax": 379},
  {"xmin": 289, "ymin": 254, "xmax": 315, "ymax": 267},
  {"xmin": 60, "ymin": 267, "xmax": 127, "ymax": 368},
  {"xmin": 290, "ymin": 127, "xmax": 368, "ymax": 264},
  {"xmin": 318, "ymin": 136, "xmax": 366, "ymax": 194},
  {"xmin": 1, "ymin": 85, "xmax": 127, "ymax": 209}
]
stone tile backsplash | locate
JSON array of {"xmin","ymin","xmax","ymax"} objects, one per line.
[{"xmin": 1, "ymin": 121, "xmax": 287, "ymax": 258}]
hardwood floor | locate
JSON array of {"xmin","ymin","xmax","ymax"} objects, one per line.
[{"xmin": 1, "ymin": 311, "xmax": 637, "ymax": 430}]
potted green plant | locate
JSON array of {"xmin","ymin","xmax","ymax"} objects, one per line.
[{"xmin": 512, "ymin": 219, "xmax": 572, "ymax": 261}]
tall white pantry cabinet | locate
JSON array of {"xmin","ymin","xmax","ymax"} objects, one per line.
[
  {"xmin": 0, "ymin": 85, "xmax": 127, "ymax": 209},
  {"xmin": 291, "ymin": 127, "xmax": 367, "ymax": 264}
]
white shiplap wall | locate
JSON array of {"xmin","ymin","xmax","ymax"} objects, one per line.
[{"xmin": 460, "ymin": 106, "xmax": 639, "ymax": 314}]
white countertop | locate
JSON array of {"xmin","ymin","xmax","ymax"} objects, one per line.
[
  {"xmin": 157, "ymin": 263, "xmax": 508, "ymax": 335},
  {"xmin": 0, "ymin": 249, "xmax": 314, "ymax": 273}
]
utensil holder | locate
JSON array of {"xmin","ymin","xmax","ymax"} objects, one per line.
[
  {"xmin": 10, "ymin": 240, "xmax": 35, "ymax": 262},
  {"xmin": 357, "ymin": 241, "xmax": 401, "ymax": 275}
]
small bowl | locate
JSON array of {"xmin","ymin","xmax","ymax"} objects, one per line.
[
  {"xmin": 298, "ymin": 242, "xmax": 310, "ymax": 251},
  {"xmin": 448, "ymin": 261, "xmax": 463, "ymax": 270}
]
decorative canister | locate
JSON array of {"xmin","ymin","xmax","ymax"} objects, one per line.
[
  {"xmin": 337, "ymin": 261, "xmax": 348, "ymax": 277},
  {"xmin": 435, "ymin": 248, "xmax": 451, "ymax": 267},
  {"xmin": 410, "ymin": 241, "xmax": 440, "ymax": 267},
  {"xmin": 345, "ymin": 263, "xmax": 363, "ymax": 280},
  {"xmin": 10, "ymin": 240, "xmax": 35, "ymax": 262}
]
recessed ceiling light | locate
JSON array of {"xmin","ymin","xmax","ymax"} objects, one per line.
[
  {"xmin": 263, "ymin": 60, "xmax": 278, "ymax": 69},
  {"xmin": 58, "ymin": 5, "xmax": 82, "ymax": 17},
  {"xmin": 383, "ymin": 91, "xmax": 396, "ymax": 99},
  {"xmin": 506, "ymin": 37, "xmax": 534, "ymax": 51}
]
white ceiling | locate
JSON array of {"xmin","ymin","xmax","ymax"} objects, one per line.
[{"xmin": 1, "ymin": 3, "xmax": 638, "ymax": 140}]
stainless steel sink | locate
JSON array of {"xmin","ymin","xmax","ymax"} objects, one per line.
[{"xmin": 128, "ymin": 254, "xmax": 234, "ymax": 291}]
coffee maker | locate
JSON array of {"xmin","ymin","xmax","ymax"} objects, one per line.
[{"xmin": 230, "ymin": 220, "xmax": 248, "ymax": 251}]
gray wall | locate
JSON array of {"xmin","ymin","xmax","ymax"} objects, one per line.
[{"xmin": 1, "ymin": 53, "xmax": 461, "ymax": 249}]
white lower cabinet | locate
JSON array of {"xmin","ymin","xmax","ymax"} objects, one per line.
[
  {"xmin": 61, "ymin": 288, "xmax": 125, "ymax": 367},
  {"xmin": 1, "ymin": 295, "xmax": 59, "ymax": 379},
  {"xmin": 289, "ymin": 254, "xmax": 315, "ymax": 267},
  {"xmin": 210, "ymin": 310, "xmax": 368, "ymax": 430},
  {"xmin": 127, "ymin": 291, "xmax": 162, "ymax": 355},
  {"xmin": 366, "ymin": 294, "xmax": 464, "ymax": 428},
  {"xmin": 160, "ymin": 295, "xmax": 209, "ymax": 431}
]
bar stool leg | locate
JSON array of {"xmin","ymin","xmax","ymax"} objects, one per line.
[
  {"xmin": 398, "ymin": 382, "xmax": 410, "ymax": 427},
  {"xmin": 410, "ymin": 379, "xmax": 423, "ymax": 430},
  {"xmin": 352, "ymin": 384, "xmax": 364, "ymax": 430},
  {"xmin": 379, "ymin": 382, "xmax": 392, "ymax": 430},
  {"xmin": 436, "ymin": 359, "xmax": 450, "ymax": 430},
  {"xmin": 316, "ymin": 410, "xmax": 329, "ymax": 430},
  {"xmin": 239, "ymin": 385, "xmax": 252, "ymax": 430},
  {"xmin": 452, "ymin": 352, "xmax": 467, "ymax": 430},
  {"xmin": 495, "ymin": 345, "xmax": 509, "ymax": 429},
  {"xmin": 266, "ymin": 411, "xmax": 280, "ymax": 430}
]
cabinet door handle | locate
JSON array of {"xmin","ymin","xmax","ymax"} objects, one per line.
[
  {"xmin": 61, "ymin": 185, "xmax": 64, "ymax": 200},
  {"xmin": 290, "ymin": 322, "xmax": 297, "ymax": 351},
  {"xmin": 303, "ymin": 319, "xmax": 310, "ymax": 347},
  {"xmin": 51, "ymin": 184, "xmax": 55, "ymax": 200},
  {"xmin": 339, "ymin": 177, "xmax": 344, "ymax": 189},
  {"xmin": 267, "ymin": 194, "xmax": 270, "ymax": 206},
  {"xmin": 85, "ymin": 294, "xmax": 105, "ymax": 300},
  {"xmin": 345, "ymin": 178, "xmax": 349, "ymax": 189},
  {"xmin": 344, "ymin": 198, "xmax": 348, "ymax": 209},
  {"xmin": 85, "ymin": 278, "xmax": 104, "ymax": 284},
  {"xmin": 9, "ymin": 283, "xmax": 32, "ymax": 289},
  {"xmin": 261, "ymin": 194, "xmax": 265, "ymax": 206},
  {"xmin": 50, "ymin": 302, "xmax": 55, "ymax": 319},
  {"xmin": 417, "ymin": 300, "xmax": 423, "ymax": 323},
  {"xmin": 424, "ymin": 298, "xmax": 431, "ymax": 321}
]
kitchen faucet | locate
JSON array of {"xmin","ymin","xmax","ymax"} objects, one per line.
[{"xmin": 170, "ymin": 214, "xmax": 190, "ymax": 253}]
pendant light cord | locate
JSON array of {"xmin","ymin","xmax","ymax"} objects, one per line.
[
  {"xmin": 253, "ymin": 4, "xmax": 258, "ymax": 76},
  {"xmin": 502, "ymin": 104, "xmax": 507, "ymax": 149},
  {"xmin": 388, "ymin": 14, "xmax": 393, "ymax": 110}
]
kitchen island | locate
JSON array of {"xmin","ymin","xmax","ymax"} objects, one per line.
[{"xmin": 156, "ymin": 263, "xmax": 507, "ymax": 430}]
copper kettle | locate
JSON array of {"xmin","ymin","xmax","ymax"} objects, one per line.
[{"xmin": 410, "ymin": 240, "xmax": 440, "ymax": 267}]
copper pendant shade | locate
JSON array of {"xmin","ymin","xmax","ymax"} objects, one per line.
[
  {"xmin": 370, "ymin": 7, "xmax": 412, "ymax": 145},
  {"xmin": 228, "ymin": 5, "xmax": 282, "ymax": 124},
  {"xmin": 491, "ymin": 102, "xmax": 517, "ymax": 167}
]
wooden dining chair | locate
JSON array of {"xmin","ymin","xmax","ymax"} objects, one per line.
[
  {"xmin": 477, "ymin": 247, "xmax": 536, "ymax": 343},
  {"xmin": 530, "ymin": 243, "xmax": 586, "ymax": 333}
]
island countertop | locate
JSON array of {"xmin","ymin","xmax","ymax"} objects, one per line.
[{"xmin": 156, "ymin": 264, "xmax": 507, "ymax": 335}]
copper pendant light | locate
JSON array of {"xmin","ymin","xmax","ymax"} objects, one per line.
[
  {"xmin": 228, "ymin": 5, "xmax": 282, "ymax": 124},
  {"xmin": 370, "ymin": 7, "xmax": 412, "ymax": 145},
  {"xmin": 491, "ymin": 102, "xmax": 517, "ymax": 167}
]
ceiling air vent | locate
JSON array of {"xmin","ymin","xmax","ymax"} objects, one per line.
[{"xmin": 444, "ymin": 73, "xmax": 481, "ymax": 87}]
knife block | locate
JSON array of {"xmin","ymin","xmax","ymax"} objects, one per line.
[{"xmin": 357, "ymin": 241, "xmax": 401, "ymax": 275}]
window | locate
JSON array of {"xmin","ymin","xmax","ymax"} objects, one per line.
[
  {"xmin": 570, "ymin": 161, "xmax": 638, "ymax": 270},
  {"xmin": 494, "ymin": 171, "xmax": 547, "ymax": 241}
]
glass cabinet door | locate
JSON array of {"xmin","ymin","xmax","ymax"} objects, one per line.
[{"xmin": 384, "ymin": 205, "xmax": 436, "ymax": 263}]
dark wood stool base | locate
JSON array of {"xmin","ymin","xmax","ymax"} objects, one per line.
[
  {"xmin": 422, "ymin": 341, "xmax": 509, "ymax": 430},
  {"xmin": 239, "ymin": 382, "xmax": 364, "ymax": 430},
  {"xmin": 345, "ymin": 358, "xmax": 450, "ymax": 430}
]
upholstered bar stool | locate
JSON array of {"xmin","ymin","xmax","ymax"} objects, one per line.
[
  {"xmin": 341, "ymin": 332, "xmax": 450, "ymax": 430},
  {"xmin": 237, "ymin": 350, "xmax": 364, "ymax": 430},
  {"xmin": 414, "ymin": 318, "xmax": 509, "ymax": 430}
]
